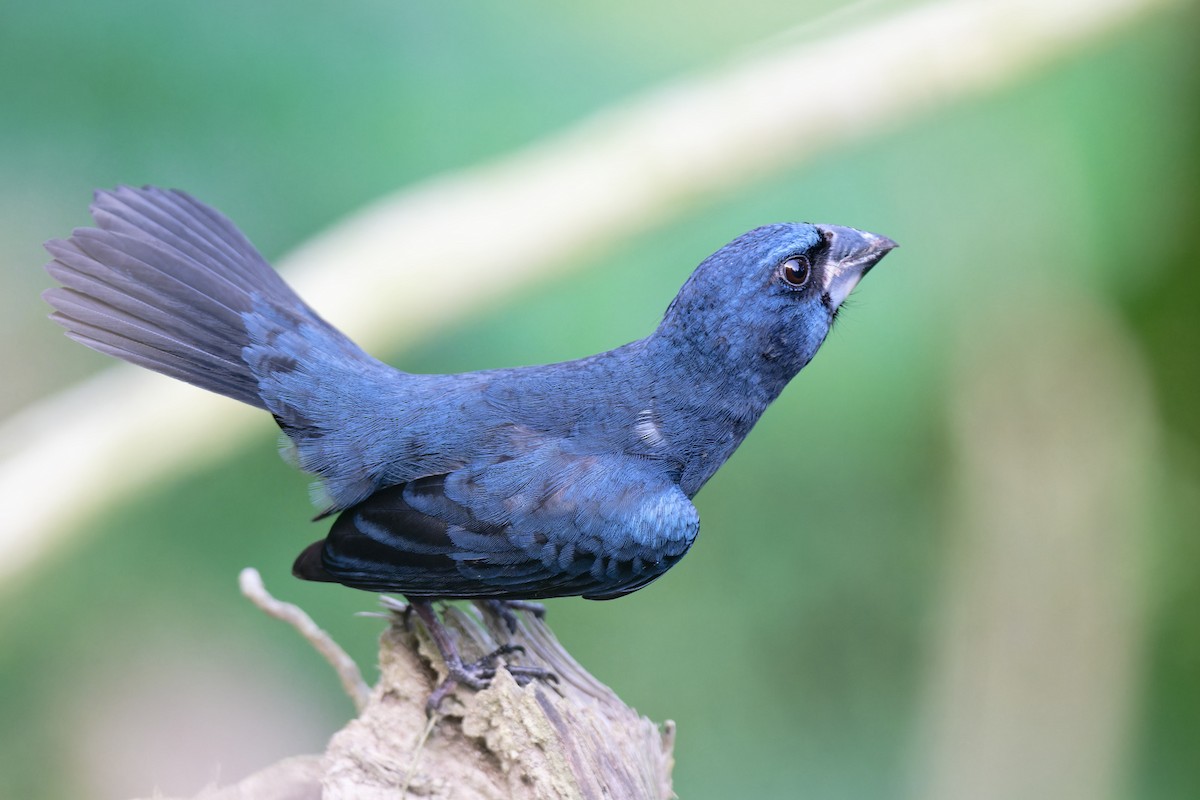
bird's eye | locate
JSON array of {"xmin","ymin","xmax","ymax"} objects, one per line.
[{"xmin": 780, "ymin": 256, "xmax": 810, "ymax": 288}]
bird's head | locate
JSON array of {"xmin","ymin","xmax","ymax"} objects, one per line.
[{"xmin": 657, "ymin": 222, "xmax": 896, "ymax": 392}]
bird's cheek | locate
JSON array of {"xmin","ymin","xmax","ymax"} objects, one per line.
[{"xmin": 784, "ymin": 318, "xmax": 831, "ymax": 369}]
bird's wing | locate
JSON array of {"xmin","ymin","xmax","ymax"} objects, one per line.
[{"xmin": 299, "ymin": 443, "xmax": 699, "ymax": 600}]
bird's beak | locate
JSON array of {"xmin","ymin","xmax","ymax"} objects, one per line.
[{"xmin": 815, "ymin": 224, "xmax": 897, "ymax": 309}]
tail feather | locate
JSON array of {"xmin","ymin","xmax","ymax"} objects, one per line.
[
  {"xmin": 49, "ymin": 234, "xmax": 248, "ymax": 339},
  {"xmin": 89, "ymin": 185, "xmax": 301, "ymax": 305},
  {"xmin": 52, "ymin": 229, "xmax": 254, "ymax": 347},
  {"xmin": 43, "ymin": 185, "xmax": 411, "ymax": 513},
  {"xmin": 47, "ymin": 290, "xmax": 260, "ymax": 405},
  {"xmin": 42, "ymin": 186, "xmax": 320, "ymax": 407}
]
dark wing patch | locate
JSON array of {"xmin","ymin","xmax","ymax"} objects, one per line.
[{"xmin": 304, "ymin": 446, "xmax": 699, "ymax": 601}]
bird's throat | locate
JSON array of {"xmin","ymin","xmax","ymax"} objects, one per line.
[{"xmin": 637, "ymin": 330, "xmax": 790, "ymax": 496}]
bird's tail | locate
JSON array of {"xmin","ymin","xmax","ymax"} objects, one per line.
[
  {"xmin": 44, "ymin": 186, "xmax": 403, "ymax": 512},
  {"xmin": 43, "ymin": 185, "xmax": 336, "ymax": 408}
]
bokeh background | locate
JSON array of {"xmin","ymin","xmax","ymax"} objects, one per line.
[{"xmin": 2, "ymin": 1, "xmax": 1198, "ymax": 798}]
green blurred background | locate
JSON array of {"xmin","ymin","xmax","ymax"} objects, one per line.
[{"xmin": 2, "ymin": 1, "xmax": 1198, "ymax": 798}]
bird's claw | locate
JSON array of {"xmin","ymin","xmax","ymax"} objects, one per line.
[
  {"xmin": 471, "ymin": 642, "xmax": 525, "ymax": 673},
  {"xmin": 466, "ymin": 643, "xmax": 555, "ymax": 686},
  {"xmin": 482, "ymin": 599, "xmax": 547, "ymax": 634},
  {"xmin": 425, "ymin": 644, "xmax": 555, "ymax": 714},
  {"xmin": 506, "ymin": 664, "xmax": 558, "ymax": 686}
]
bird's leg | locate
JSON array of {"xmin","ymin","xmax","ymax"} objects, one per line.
[
  {"xmin": 482, "ymin": 599, "xmax": 547, "ymax": 633},
  {"xmin": 409, "ymin": 600, "xmax": 553, "ymax": 713},
  {"xmin": 504, "ymin": 599, "xmax": 547, "ymax": 617}
]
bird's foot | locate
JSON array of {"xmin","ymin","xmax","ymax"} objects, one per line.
[
  {"xmin": 424, "ymin": 648, "xmax": 498, "ymax": 712},
  {"xmin": 471, "ymin": 644, "xmax": 557, "ymax": 687},
  {"xmin": 411, "ymin": 600, "xmax": 555, "ymax": 714},
  {"xmin": 482, "ymin": 599, "xmax": 547, "ymax": 634}
]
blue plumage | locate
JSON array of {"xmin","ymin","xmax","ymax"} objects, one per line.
[{"xmin": 44, "ymin": 186, "xmax": 895, "ymax": 605}]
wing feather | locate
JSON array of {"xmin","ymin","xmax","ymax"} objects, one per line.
[{"xmin": 295, "ymin": 445, "xmax": 698, "ymax": 600}]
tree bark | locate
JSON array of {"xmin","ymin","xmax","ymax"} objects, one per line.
[{"xmin": 140, "ymin": 598, "xmax": 675, "ymax": 800}]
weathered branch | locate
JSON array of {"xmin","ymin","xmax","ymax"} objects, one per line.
[
  {"xmin": 239, "ymin": 568, "xmax": 372, "ymax": 714},
  {"xmin": 140, "ymin": 576, "xmax": 675, "ymax": 799}
]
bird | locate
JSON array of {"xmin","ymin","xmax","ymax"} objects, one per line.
[{"xmin": 43, "ymin": 185, "xmax": 896, "ymax": 704}]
